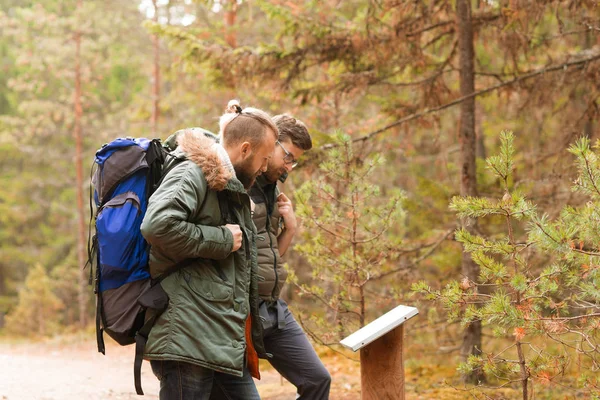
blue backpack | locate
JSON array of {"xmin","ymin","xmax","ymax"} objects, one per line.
[{"xmin": 88, "ymin": 137, "xmax": 183, "ymax": 395}]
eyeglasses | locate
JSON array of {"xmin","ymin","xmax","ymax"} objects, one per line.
[{"xmin": 276, "ymin": 140, "xmax": 299, "ymax": 168}]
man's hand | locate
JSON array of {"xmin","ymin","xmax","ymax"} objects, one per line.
[
  {"xmin": 225, "ymin": 224, "xmax": 242, "ymax": 252},
  {"xmin": 277, "ymin": 192, "xmax": 297, "ymax": 232}
]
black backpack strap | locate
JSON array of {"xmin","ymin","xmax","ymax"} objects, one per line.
[
  {"xmin": 145, "ymin": 139, "xmax": 165, "ymax": 166},
  {"xmin": 146, "ymin": 140, "xmax": 167, "ymax": 199},
  {"xmin": 133, "ymin": 282, "xmax": 170, "ymax": 395},
  {"xmin": 96, "ymin": 290, "xmax": 106, "ymax": 355},
  {"xmin": 132, "ymin": 258, "xmax": 195, "ymax": 395},
  {"xmin": 85, "ymin": 162, "xmax": 98, "ymax": 285},
  {"xmin": 92, "ymin": 243, "xmax": 106, "ymax": 355},
  {"xmin": 152, "ymin": 154, "xmax": 187, "ymax": 194},
  {"xmin": 134, "ymin": 313, "xmax": 159, "ymax": 395}
]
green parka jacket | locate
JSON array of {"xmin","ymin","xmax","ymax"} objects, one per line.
[{"xmin": 140, "ymin": 128, "xmax": 267, "ymax": 377}]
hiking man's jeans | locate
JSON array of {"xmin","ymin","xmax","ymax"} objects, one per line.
[
  {"xmin": 261, "ymin": 299, "xmax": 331, "ymax": 400},
  {"xmin": 150, "ymin": 359, "xmax": 260, "ymax": 400}
]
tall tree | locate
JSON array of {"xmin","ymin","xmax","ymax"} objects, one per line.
[
  {"xmin": 151, "ymin": 0, "xmax": 160, "ymax": 135},
  {"xmin": 456, "ymin": 0, "xmax": 482, "ymax": 384},
  {"xmin": 73, "ymin": 0, "xmax": 87, "ymax": 327},
  {"xmin": 223, "ymin": 0, "xmax": 237, "ymax": 48}
]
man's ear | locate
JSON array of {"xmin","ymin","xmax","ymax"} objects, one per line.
[{"xmin": 240, "ymin": 141, "xmax": 252, "ymax": 159}]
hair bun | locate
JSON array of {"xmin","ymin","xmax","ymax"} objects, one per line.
[{"xmin": 226, "ymin": 99, "xmax": 243, "ymax": 114}]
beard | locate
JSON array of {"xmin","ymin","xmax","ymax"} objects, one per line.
[
  {"xmin": 262, "ymin": 164, "xmax": 286, "ymax": 184},
  {"xmin": 233, "ymin": 156, "xmax": 261, "ymax": 189}
]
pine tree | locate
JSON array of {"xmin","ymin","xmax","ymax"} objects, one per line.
[
  {"xmin": 5, "ymin": 264, "xmax": 64, "ymax": 336},
  {"xmin": 415, "ymin": 132, "xmax": 600, "ymax": 398},
  {"xmin": 290, "ymin": 132, "xmax": 405, "ymax": 345}
]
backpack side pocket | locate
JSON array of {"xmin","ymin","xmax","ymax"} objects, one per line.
[{"xmin": 96, "ymin": 191, "xmax": 150, "ymax": 291}]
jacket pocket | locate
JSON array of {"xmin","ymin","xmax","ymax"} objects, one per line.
[
  {"xmin": 183, "ymin": 267, "xmax": 233, "ymax": 302},
  {"xmin": 210, "ymin": 260, "xmax": 229, "ymax": 283}
]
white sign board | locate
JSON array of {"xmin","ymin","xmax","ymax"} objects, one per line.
[{"xmin": 340, "ymin": 305, "xmax": 418, "ymax": 352}]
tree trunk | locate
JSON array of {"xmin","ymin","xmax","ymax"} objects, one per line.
[
  {"xmin": 474, "ymin": 0, "xmax": 486, "ymax": 160},
  {"xmin": 224, "ymin": 0, "xmax": 237, "ymax": 48},
  {"xmin": 457, "ymin": 0, "xmax": 484, "ymax": 384},
  {"xmin": 151, "ymin": 0, "xmax": 160, "ymax": 136},
  {"xmin": 0, "ymin": 263, "xmax": 6, "ymax": 296},
  {"xmin": 74, "ymin": 0, "xmax": 87, "ymax": 328},
  {"xmin": 584, "ymin": 23, "xmax": 594, "ymax": 139}
]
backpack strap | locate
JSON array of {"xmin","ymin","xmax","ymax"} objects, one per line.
[
  {"xmin": 145, "ymin": 138, "xmax": 165, "ymax": 166},
  {"xmin": 133, "ymin": 315, "xmax": 157, "ymax": 395},
  {"xmin": 96, "ymin": 292, "xmax": 105, "ymax": 355},
  {"xmin": 95, "ymin": 257, "xmax": 106, "ymax": 355},
  {"xmin": 133, "ymin": 282, "xmax": 170, "ymax": 395},
  {"xmin": 152, "ymin": 153, "xmax": 187, "ymax": 194},
  {"xmin": 132, "ymin": 258, "xmax": 196, "ymax": 395},
  {"xmin": 85, "ymin": 161, "xmax": 97, "ymax": 285},
  {"xmin": 146, "ymin": 139, "xmax": 167, "ymax": 198}
]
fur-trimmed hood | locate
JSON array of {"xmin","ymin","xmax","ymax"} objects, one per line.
[{"xmin": 164, "ymin": 128, "xmax": 233, "ymax": 192}]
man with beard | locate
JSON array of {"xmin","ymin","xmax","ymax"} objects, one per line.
[
  {"xmin": 248, "ymin": 114, "xmax": 331, "ymax": 399},
  {"xmin": 140, "ymin": 101, "xmax": 277, "ymax": 400}
]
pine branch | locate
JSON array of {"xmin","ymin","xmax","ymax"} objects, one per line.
[
  {"xmin": 371, "ymin": 228, "xmax": 454, "ymax": 280},
  {"xmin": 533, "ymin": 220, "xmax": 600, "ymax": 256},
  {"xmin": 525, "ymin": 313, "xmax": 600, "ymax": 322},
  {"xmin": 323, "ymin": 52, "xmax": 600, "ymax": 149},
  {"xmin": 405, "ymin": 10, "xmax": 501, "ymax": 37},
  {"xmin": 582, "ymin": 149, "xmax": 600, "ymax": 198}
]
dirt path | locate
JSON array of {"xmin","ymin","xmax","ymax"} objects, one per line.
[
  {"xmin": 0, "ymin": 338, "xmax": 298, "ymax": 400},
  {"xmin": 1, "ymin": 337, "xmax": 359, "ymax": 400}
]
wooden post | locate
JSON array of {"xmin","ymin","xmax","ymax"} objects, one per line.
[
  {"xmin": 341, "ymin": 305, "xmax": 417, "ymax": 400},
  {"xmin": 360, "ymin": 325, "xmax": 404, "ymax": 400}
]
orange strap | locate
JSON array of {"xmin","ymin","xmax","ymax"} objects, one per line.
[{"xmin": 245, "ymin": 315, "xmax": 260, "ymax": 379}]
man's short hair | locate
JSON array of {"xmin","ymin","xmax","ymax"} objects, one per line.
[
  {"xmin": 220, "ymin": 100, "xmax": 278, "ymax": 147},
  {"xmin": 273, "ymin": 114, "xmax": 312, "ymax": 151}
]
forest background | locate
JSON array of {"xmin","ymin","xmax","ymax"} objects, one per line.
[{"xmin": 1, "ymin": 0, "xmax": 600, "ymax": 399}]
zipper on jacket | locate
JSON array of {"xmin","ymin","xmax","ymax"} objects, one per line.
[{"xmin": 267, "ymin": 216, "xmax": 279, "ymax": 301}]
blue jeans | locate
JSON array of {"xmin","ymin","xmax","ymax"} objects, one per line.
[{"xmin": 150, "ymin": 360, "xmax": 260, "ymax": 400}]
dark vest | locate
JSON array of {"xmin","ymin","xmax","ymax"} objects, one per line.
[{"xmin": 249, "ymin": 177, "xmax": 287, "ymax": 301}]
